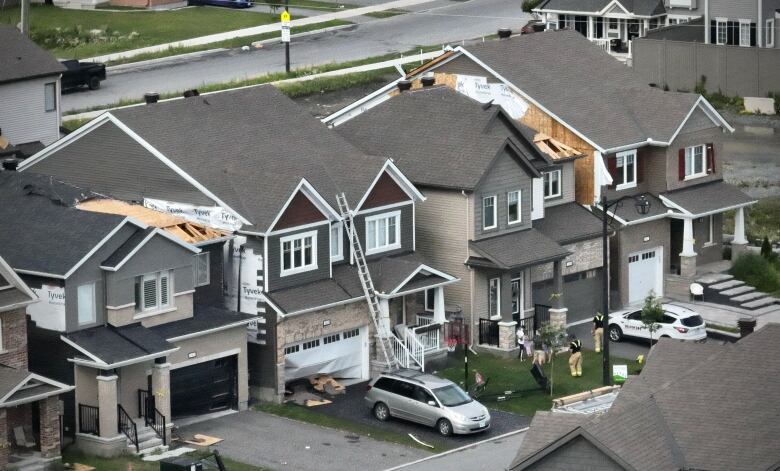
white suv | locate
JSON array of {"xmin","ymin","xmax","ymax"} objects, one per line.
[{"xmin": 608, "ymin": 303, "xmax": 707, "ymax": 343}]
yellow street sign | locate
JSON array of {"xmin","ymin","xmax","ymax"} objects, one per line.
[{"xmin": 281, "ymin": 11, "xmax": 291, "ymax": 22}]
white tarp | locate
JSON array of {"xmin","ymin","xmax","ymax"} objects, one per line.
[
  {"xmin": 284, "ymin": 329, "xmax": 364, "ymax": 381},
  {"xmin": 455, "ymin": 75, "xmax": 529, "ymax": 119},
  {"xmin": 27, "ymin": 284, "xmax": 66, "ymax": 331},
  {"xmin": 143, "ymin": 198, "xmax": 243, "ymax": 232}
]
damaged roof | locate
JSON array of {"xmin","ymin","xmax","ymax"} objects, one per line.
[{"xmin": 0, "ymin": 25, "xmax": 65, "ymax": 85}]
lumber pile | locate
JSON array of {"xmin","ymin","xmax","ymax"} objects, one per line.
[{"xmin": 309, "ymin": 375, "xmax": 346, "ymax": 395}]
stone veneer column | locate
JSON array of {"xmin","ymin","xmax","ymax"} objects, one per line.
[
  {"xmin": 548, "ymin": 260, "xmax": 568, "ymax": 327},
  {"xmin": 497, "ymin": 321, "xmax": 518, "ymax": 350},
  {"xmin": 39, "ymin": 396, "xmax": 61, "ymax": 460},
  {"xmin": 96, "ymin": 374, "xmax": 118, "ymax": 439},
  {"xmin": 151, "ymin": 360, "xmax": 172, "ymax": 442},
  {"xmin": 0, "ymin": 408, "xmax": 8, "ymax": 470}
]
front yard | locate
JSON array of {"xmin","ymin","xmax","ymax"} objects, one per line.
[{"xmin": 0, "ymin": 5, "xmax": 282, "ymax": 58}]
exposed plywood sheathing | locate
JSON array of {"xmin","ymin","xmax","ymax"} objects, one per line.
[
  {"xmin": 77, "ymin": 199, "xmax": 226, "ymax": 244},
  {"xmin": 405, "ymin": 51, "xmax": 456, "ymax": 78},
  {"xmin": 532, "ymin": 132, "xmax": 583, "ymax": 161}
]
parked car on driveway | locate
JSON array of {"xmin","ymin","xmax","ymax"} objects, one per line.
[
  {"xmin": 608, "ymin": 303, "xmax": 707, "ymax": 343},
  {"xmin": 365, "ymin": 369, "xmax": 490, "ymax": 436},
  {"xmin": 60, "ymin": 60, "xmax": 106, "ymax": 90},
  {"xmin": 520, "ymin": 19, "xmax": 545, "ymax": 34}
]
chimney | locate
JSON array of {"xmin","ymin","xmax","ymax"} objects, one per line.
[
  {"xmin": 183, "ymin": 89, "xmax": 200, "ymax": 98},
  {"xmin": 421, "ymin": 76, "xmax": 435, "ymax": 87},
  {"xmin": 737, "ymin": 318, "xmax": 757, "ymax": 337},
  {"xmin": 397, "ymin": 80, "xmax": 412, "ymax": 92},
  {"xmin": 498, "ymin": 28, "xmax": 512, "ymax": 39},
  {"xmin": 144, "ymin": 92, "xmax": 160, "ymax": 105}
]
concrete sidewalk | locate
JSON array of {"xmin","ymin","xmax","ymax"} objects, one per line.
[
  {"xmin": 86, "ymin": 0, "xmax": 437, "ymax": 63},
  {"xmin": 669, "ymin": 300, "xmax": 780, "ymax": 331}
]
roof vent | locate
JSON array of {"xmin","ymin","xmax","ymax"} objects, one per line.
[
  {"xmin": 498, "ymin": 28, "xmax": 512, "ymax": 39},
  {"xmin": 397, "ymin": 80, "xmax": 412, "ymax": 92},
  {"xmin": 183, "ymin": 89, "xmax": 200, "ymax": 98},
  {"xmin": 421, "ymin": 76, "xmax": 435, "ymax": 87},
  {"xmin": 144, "ymin": 92, "xmax": 160, "ymax": 105}
]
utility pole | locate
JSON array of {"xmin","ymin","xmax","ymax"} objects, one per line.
[
  {"xmin": 282, "ymin": 1, "xmax": 291, "ymax": 73},
  {"xmin": 20, "ymin": 0, "xmax": 30, "ymax": 36}
]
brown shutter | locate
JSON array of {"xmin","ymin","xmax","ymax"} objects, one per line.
[
  {"xmin": 607, "ymin": 156, "xmax": 617, "ymax": 189},
  {"xmin": 678, "ymin": 149, "xmax": 686, "ymax": 181},
  {"xmin": 637, "ymin": 153, "xmax": 645, "ymax": 183},
  {"xmin": 706, "ymin": 143, "xmax": 715, "ymax": 174}
]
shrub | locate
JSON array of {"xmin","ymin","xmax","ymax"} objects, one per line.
[
  {"xmin": 521, "ymin": 0, "xmax": 542, "ymax": 13},
  {"xmin": 730, "ymin": 253, "xmax": 780, "ymax": 294},
  {"xmin": 761, "ymin": 236, "xmax": 773, "ymax": 259}
]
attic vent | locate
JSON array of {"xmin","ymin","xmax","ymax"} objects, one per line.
[
  {"xmin": 498, "ymin": 28, "xmax": 512, "ymax": 39},
  {"xmin": 421, "ymin": 76, "xmax": 435, "ymax": 87},
  {"xmin": 397, "ymin": 80, "xmax": 412, "ymax": 92}
]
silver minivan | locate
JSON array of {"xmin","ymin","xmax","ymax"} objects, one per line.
[{"xmin": 364, "ymin": 369, "xmax": 491, "ymax": 436}]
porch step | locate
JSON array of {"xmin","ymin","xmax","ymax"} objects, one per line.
[
  {"xmin": 731, "ymin": 291, "xmax": 767, "ymax": 302},
  {"xmin": 721, "ymin": 285, "xmax": 755, "ymax": 297},
  {"xmin": 137, "ymin": 427, "xmax": 159, "ymax": 442},
  {"xmin": 742, "ymin": 297, "xmax": 779, "ymax": 309},
  {"xmin": 696, "ymin": 273, "xmax": 733, "ymax": 284},
  {"xmin": 709, "ymin": 279, "xmax": 745, "ymax": 290},
  {"xmin": 751, "ymin": 304, "xmax": 780, "ymax": 316}
]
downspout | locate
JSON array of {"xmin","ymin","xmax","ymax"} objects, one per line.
[
  {"xmin": 704, "ymin": 0, "xmax": 709, "ymax": 44},
  {"xmin": 759, "ymin": 0, "xmax": 763, "ymax": 48},
  {"xmin": 463, "ymin": 190, "xmax": 474, "ymax": 347},
  {"xmin": 236, "ymin": 245, "xmax": 245, "ymax": 313},
  {"xmin": 102, "ymin": 271, "xmax": 108, "ymax": 326}
]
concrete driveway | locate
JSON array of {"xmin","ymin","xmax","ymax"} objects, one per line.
[{"xmin": 176, "ymin": 410, "xmax": 430, "ymax": 471}]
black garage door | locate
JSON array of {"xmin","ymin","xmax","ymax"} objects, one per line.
[
  {"xmin": 171, "ymin": 356, "xmax": 237, "ymax": 418},
  {"xmin": 532, "ymin": 268, "xmax": 603, "ymax": 325}
]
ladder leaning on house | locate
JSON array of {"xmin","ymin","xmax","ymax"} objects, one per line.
[{"xmin": 336, "ymin": 193, "xmax": 423, "ymax": 372}]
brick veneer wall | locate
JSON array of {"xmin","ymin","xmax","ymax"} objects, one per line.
[{"xmin": 0, "ymin": 308, "xmax": 28, "ymax": 370}]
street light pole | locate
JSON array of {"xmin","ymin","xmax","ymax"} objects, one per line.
[{"xmin": 284, "ymin": 0, "xmax": 290, "ymax": 73}]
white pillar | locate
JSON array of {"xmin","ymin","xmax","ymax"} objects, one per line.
[
  {"xmin": 378, "ymin": 298, "xmax": 391, "ymax": 337},
  {"xmin": 588, "ymin": 16, "xmax": 594, "ymax": 39},
  {"xmin": 433, "ymin": 286, "xmax": 445, "ymax": 324},
  {"xmin": 643, "ymin": 19, "xmax": 649, "ymax": 37},
  {"xmin": 733, "ymin": 207, "xmax": 748, "ymax": 244},
  {"xmin": 681, "ymin": 217, "xmax": 697, "ymax": 257}
]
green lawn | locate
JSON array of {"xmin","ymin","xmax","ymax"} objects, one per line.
[
  {"xmin": 435, "ymin": 350, "xmax": 642, "ymax": 417},
  {"xmin": 61, "ymin": 448, "xmax": 265, "ymax": 471},
  {"xmin": 0, "ymin": 4, "xmax": 283, "ymax": 58}
]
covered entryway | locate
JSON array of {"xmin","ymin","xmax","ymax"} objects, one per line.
[
  {"xmin": 628, "ymin": 247, "xmax": 663, "ymax": 304},
  {"xmin": 171, "ymin": 355, "xmax": 237, "ymax": 418},
  {"xmin": 284, "ymin": 326, "xmax": 367, "ymax": 382}
]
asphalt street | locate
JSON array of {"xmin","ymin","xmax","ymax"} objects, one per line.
[{"xmin": 62, "ymin": 0, "xmax": 530, "ymax": 112}]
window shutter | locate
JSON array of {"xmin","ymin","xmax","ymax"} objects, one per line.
[
  {"xmin": 727, "ymin": 21, "xmax": 736, "ymax": 45},
  {"xmin": 143, "ymin": 279, "xmax": 157, "ymax": 310},
  {"xmin": 678, "ymin": 149, "xmax": 686, "ymax": 181},
  {"xmin": 607, "ymin": 156, "xmax": 618, "ymax": 189},
  {"xmin": 160, "ymin": 273, "xmax": 170, "ymax": 306},
  {"xmin": 751, "ymin": 23, "xmax": 757, "ymax": 46},
  {"xmin": 710, "ymin": 20, "xmax": 716, "ymax": 43},
  {"xmin": 706, "ymin": 143, "xmax": 715, "ymax": 173},
  {"xmin": 637, "ymin": 154, "xmax": 645, "ymax": 183}
]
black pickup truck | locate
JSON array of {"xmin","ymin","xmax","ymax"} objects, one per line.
[{"xmin": 60, "ymin": 60, "xmax": 107, "ymax": 90}]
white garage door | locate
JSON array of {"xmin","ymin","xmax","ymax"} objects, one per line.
[
  {"xmin": 284, "ymin": 327, "xmax": 367, "ymax": 382},
  {"xmin": 628, "ymin": 247, "xmax": 663, "ymax": 304}
]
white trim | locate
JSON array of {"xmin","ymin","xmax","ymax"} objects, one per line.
[
  {"xmin": 106, "ymin": 302, "xmax": 136, "ymax": 310},
  {"xmin": 19, "ymin": 113, "xmax": 114, "ymax": 169},
  {"xmin": 365, "ymin": 210, "xmax": 402, "ymax": 255},
  {"xmin": 623, "ymin": 212, "xmax": 671, "ymax": 226},
  {"xmin": 133, "ymin": 306, "xmax": 177, "ymax": 320},
  {"xmin": 0, "ymin": 257, "xmax": 37, "ymax": 311},
  {"xmin": 330, "ymin": 222, "xmax": 344, "ymax": 262},
  {"xmin": 174, "ymin": 289, "xmax": 195, "ymax": 296},
  {"xmin": 166, "ymin": 319, "xmax": 255, "ymax": 343},
  {"xmin": 275, "ymin": 295, "xmax": 365, "ymax": 318},
  {"xmin": 482, "ymin": 195, "xmax": 498, "ymax": 230},
  {"xmin": 267, "ymin": 220, "xmax": 329, "ymax": 237},
  {"xmin": 59, "ymin": 335, "xmax": 106, "ymax": 365},
  {"xmin": 767, "ymin": 19, "xmax": 775, "ymax": 47},
  {"xmin": 64, "ymin": 218, "xmax": 143, "ymax": 279},
  {"xmin": 682, "ymin": 144, "xmax": 707, "ymax": 180},
  {"xmin": 381, "ymin": 278, "xmax": 459, "ymax": 298},
  {"xmin": 169, "ymin": 348, "xmax": 241, "ymax": 370},
  {"xmin": 0, "ymin": 373, "xmax": 74, "ymax": 406},
  {"xmin": 267, "ymin": 179, "xmax": 341, "ymax": 234},
  {"xmin": 263, "ymin": 236, "xmax": 269, "ymax": 293},
  {"xmin": 68, "ymin": 347, "xmax": 180, "ymax": 369},
  {"xmin": 76, "ymin": 282, "xmax": 97, "ymax": 326},
  {"xmin": 615, "ymin": 149, "xmax": 638, "ymax": 191},
  {"xmin": 195, "ymin": 251, "xmax": 210, "ymax": 287},
  {"xmin": 355, "ymin": 200, "xmax": 412, "ymax": 215},
  {"xmin": 542, "ymin": 169, "xmax": 562, "ymax": 199},
  {"xmin": 661, "ymin": 197, "xmax": 758, "ymax": 219},
  {"xmin": 323, "ymin": 78, "xmax": 404, "ymax": 126},
  {"xmin": 715, "ymin": 17, "xmax": 728, "ymax": 45},
  {"xmin": 507, "ymin": 189, "xmax": 522, "ymax": 225},
  {"xmin": 739, "ymin": 19, "xmax": 752, "ymax": 47},
  {"xmin": 388, "ymin": 264, "xmax": 458, "ymax": 295},
  {"xmin": 658, "ymin": 194, "xmax": 690, "ymax": 215},
  {"xmin": 280, "ymin": 230, "xmax": 319, "ymax": 277},
  {"xmin": 12, "ymin": 269, "xmax": 64, "ymax": 280},
  {"xmin": 488, "ymin": 277, "xmax": 501, "ymax": 317}
]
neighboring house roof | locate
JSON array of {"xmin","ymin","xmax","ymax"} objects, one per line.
[
  {"xmin": 535, "ymin": 0, "xmax": 666, "ymax": 16},
  {"xmin": 643, "ymin": 18, "xmax": 706, "ymax": 42},
  {"xmin": 0, "ymin": 25, "xmax": 65, "ymax": 85},
  {"xmin": 0, "ymin": 255, "xmax": 37, "ymax": 313},
  {"xmin": 148, "ymin": 305, "xmax": 256, "ymax": 342},
  {"xmin": 468, "ymin": 228, "xmax": 570, "ymax": 270},
  {"xmin": 0, "ymin": 367, "xmax": 73, "ymax": 408},
  {"xmin": 63, "ymin": 323, "xmax": 178, "ymax": 368},
  {"xmin": 510, "ymin": 324, "xmax": 780, "ymax": 471},
  {"xmin": 336, "ymin": 86, "xmax": 550, "ymax": 191},
  {"xmin": 533, "ymin": 202, "xmax": 604, "ymax": 244},
  {"xmin": 660, "ymin": 180, "xmax": 756, "ymax": 217}
]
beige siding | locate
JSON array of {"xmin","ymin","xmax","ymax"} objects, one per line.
[
  {"xmin": 0, "ymin": 76, "xmax": 60, "ymax": 146},
  {"xmin": 118, "ymin": 362, "xmax": 150, "ymax": 417}
]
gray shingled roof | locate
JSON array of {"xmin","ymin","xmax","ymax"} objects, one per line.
[
  {"xmin": 0, "ymin": 172, "xmax": 126, "ymax": 276},
  {"xmin": 536, "ymin": 0, "xmax": 666, "ymax": 16},
  {"xmin": 0, "ymin": 26, "xmax": 64, "ymax": 84},
  {"xmin": 336, "ymin": 86, "xmax": 549, "ymax": 190},
  {"xmin": 457, "ymin": 31, "xmax": 703, "ymax": 150},
  {"xmin": 644, "ymin": 18, "xmax": 705, "ymax": 42},
  {"xmin": 0, "ymin": 255, "xmax": 36, "ymax": 312},
  {"xmin": 149, "ymin": 305, "xmax": 256, "ymax": 340},
  {"xmin": 0, "ymin": 367, "xmax": 31, "ymax": 399},
  {"xmin": 661, "ymin": 180, "xmax": 755, "ymax": 216},
  {"xmin": 533, "ymin": 203, "xmax": 603, "ymax": 244},
  {"xmin": 101, "ymin": 227, "xmax": 154, "ymax": 269},
  {"xmin": 110, "ymin": 86, "xmax": 387, "ymax": 231},
  {"xmin": 469, "ymin": 229, "xmax": 569, "ymax": 269},
  {"xmin": 511, "ymin": 324, "xmax": 780, "ymax": 471},
  {"xmin": 65, "ymin": 324, "xmax": 176, "ymax": 366}
]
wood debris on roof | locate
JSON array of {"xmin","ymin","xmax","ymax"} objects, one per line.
[
  {"xmin": 532, "ymin": 132, "xmax": 583, "ymax": 161},
  {"xmin": 405, "ymin": 50, "xmax": 455, "ymax": 78},
  {"xmin": 77, "ymin": 199, "xmax": 227, "ymax": 244}
]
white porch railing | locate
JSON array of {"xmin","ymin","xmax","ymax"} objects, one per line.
[
  {"xmin": 413, "ymin": 324, "xmax": 441, "ymax": 352},
  {"xmin": 404, "ymin": 329, "xmax": 426, "ymax": 372},
  {"xmin": 390, "ymin": 329, "xmax": 425, "ymax": 371},
  {"xmin": 390, "ymin": 335, "xmax": 411, "ymax": 369},
  {"xmin": 592, "ymin": 38, "xmax": 610, "ymax": 52}
]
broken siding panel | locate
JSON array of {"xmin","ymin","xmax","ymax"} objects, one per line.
[{"xmin": 474, "ymin": 149, "xmax": 533, "ymax": 239}]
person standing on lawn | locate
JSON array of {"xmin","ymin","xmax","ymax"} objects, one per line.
[
  {"xmin": 568, "ymin": 334, "xmax": 582, "ymax": 377},
  {"xmin": 592, "ymin": 312, "xmax": 605, "ymax": 353},
  {"xmin": 516, "ymin": 326, "xmax": 527, "ymax": 360}
]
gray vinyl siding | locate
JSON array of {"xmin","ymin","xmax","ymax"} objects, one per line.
[
  {"xmin": 267, "ymin": 223, "xmax": 330, "ymax": 291},
  {"xmin": 542, "ymin": 161, "xmax": 575, "ymax": 208},
  {"xmin": 524, "ymin": 436, "xmax": 625, "ymax": 471},
  {"xmin": 665, "ymin": 121, "xmax": 724, "ymax": 192},
  {"xmin": 473, "ymin": 267, "xmax": 531, "ymax": 323},
  {"xmin": 693, "ymin": 213, "xmax": 723, "ymax": 265},
  {"xmin": 194, "ymin": 242, "xmax": 226, "ymax": 308},
  {"xmin": 474, "ymin": 150, "xmax": 533, "ymax": 239},
  {"xmin": 25, "ymin": 120, "xmax": 213, "ymax": 206},
  {"xmin": 353, "ymin": 203, "xmax": 414, "ymax": 260},
  {"xmin": 0, "ymin": 76, "xmax": 61, "ymax": 146},
  {"xmin": 104, "ymin": 234, "xmax": 196, "ymax": 308},
  {"xmin": 709, "ymin": 0, "xmax": 758, "ymax": 21}
]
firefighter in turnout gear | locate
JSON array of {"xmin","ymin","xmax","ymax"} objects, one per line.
[
  {"xmin": 592, "ymin": 312, "xmax": 605, "ymax": 353},
  {"xmin": 568, "ymin": 335, "xmax": 582, "ymax": 377}
]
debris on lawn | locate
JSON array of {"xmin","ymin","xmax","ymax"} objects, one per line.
[
  {"xmin": 142, "ymin": 446, "xmax": 196, "ymax": 461},
  {"xmin": 286, "ymin": 382, "xmax": 324, "ymax": 406},
  {"xmin": 408, "ymin": 433, "xmax": 434, "ymax": 449},
  {"xmin": 304, "ymin": 398, "xmax": 332, "ymax": 407},
  {"xmin": 183, "ymin": 434, "xmax": 223, "ymax": 447}
]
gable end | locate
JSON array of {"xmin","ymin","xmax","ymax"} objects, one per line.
[
  {"xmin": 362, "ymin": 171, "xmax": 411, "ymax": 210},
  {"xmin": 274, "ymin": 191, "xmax": 329, "ymax": 230}
]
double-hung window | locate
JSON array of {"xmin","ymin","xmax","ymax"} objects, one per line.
[
  {"xmin": 366, "ymin": 211, "xmax": 401, "ymax": 255},
  {"xmin": 716, "ymin": 19, "xmax": 727, "ymax": 45},
  {"xmin": 135, "ymin": 271, "xmax": 172, "ymax": 313},
  {"xmin": 330, "ymin": 223, "xmax": 343, "ymax": 261},
  {"xmin": 543, "ymin": 169, "xmax": 561, "ymax": 199},
  {"xmin": 194, "ymin": 252, "xmax": 210, "ymax": 287},
  {"xmin": 482, "ymin": 196, "xmax": 497, "ymax": 230},
  {"xmin": 77, "ymin": 282, "xmax": 96, "ymax": 325},
  {"xmin": 507, "ymin": 190, "xmax": 522, "ymax": 225},
  {"xmin": 767, "ymin": 19, "xmax": 775, "ymax": 48},
  {"xmin": 684, "ymin": 144, "xmax": 706, "ymax": 179},
  {"xmin": 488, "ymin": 277, "xmax": 500, "ymax": 318},
  {"xmin": 281, "ymin": 231, "xmax": 317, "ymax": 276},
  {"xmin": 44, "ymin": 82, "xmax": 56, "ymax": 112},
  {"xmin": 615, "ymin": 150, "xmax": 637, "ymax": 190},
  {"xmin": 739, "ymin": 20, "xmax": 751, "ymax": 47}
]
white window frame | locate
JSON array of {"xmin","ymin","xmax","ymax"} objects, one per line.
[
  {"xmin": 44, "ymin": 82, "xmax": 56, "ymax": 112},
  {"xmin": 330, "ymin": 223, "xmax": 343, "ymax": 262},
  {"xmin": 543, "ymin": 169, "xmax": 562, "ymax": 199},
  {"xmin": 607, "ymin": 18, "xmax": 620, "ymax": 38},
  {"xmin": 615, "ymin": 150, "xmax": 637, "ymax": 191},
  {"xmin": 511, "ymin": 276, "xmax": 523, "ymax": 316},
  {"xmin": 194, "ymin": 252, "xmax": 210, "ymax": 287},
  {"xmin": 365, "ymin": 210, "xmax": 401, "ymax": 255},
  {"xmin": 684, "ymin": 144, "xmax": 706, "ymax": 180},
  {"xmin": 767, "ymin": 19, "xmax": 775, "ymax": 48},
  {"xmin": 716, "ymin": 18, "xmax": 727, "ymax": 45},
  {"xmin": 488, "ymin": 277, "xmax": 501, "ymax": 319},
  {"xmin": 424, "ymin": 288, "xmax": 435, "ymax": 312},
  {"xmin": 705, "ymin": 215, "xmax": 715, "ymax": 245},
  {"xmin": 507, "ymin": 190, "xmax": 522, "ymax": 225},
  {"xmin": 136, "ymin": 271, "xmax": 173, "ymax": 314},
  {"xmin": 77, "ymin": 282, "xmax": 96, "ymax": 325},
  {"xmin": 739, "ymin": 20, "xmax": 751, "ymax": 47},
  {"xmin": 280, "ymin": 230, "xmax": 318, "ymax": 276},
  {"xmin": 482, "ymin": 195, "xmax": 497, "ymax": 230}
]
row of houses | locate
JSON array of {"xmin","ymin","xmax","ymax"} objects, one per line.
[{"xmin": 0, "ymin": 25, "xmax": 756, "ymax": 467}]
